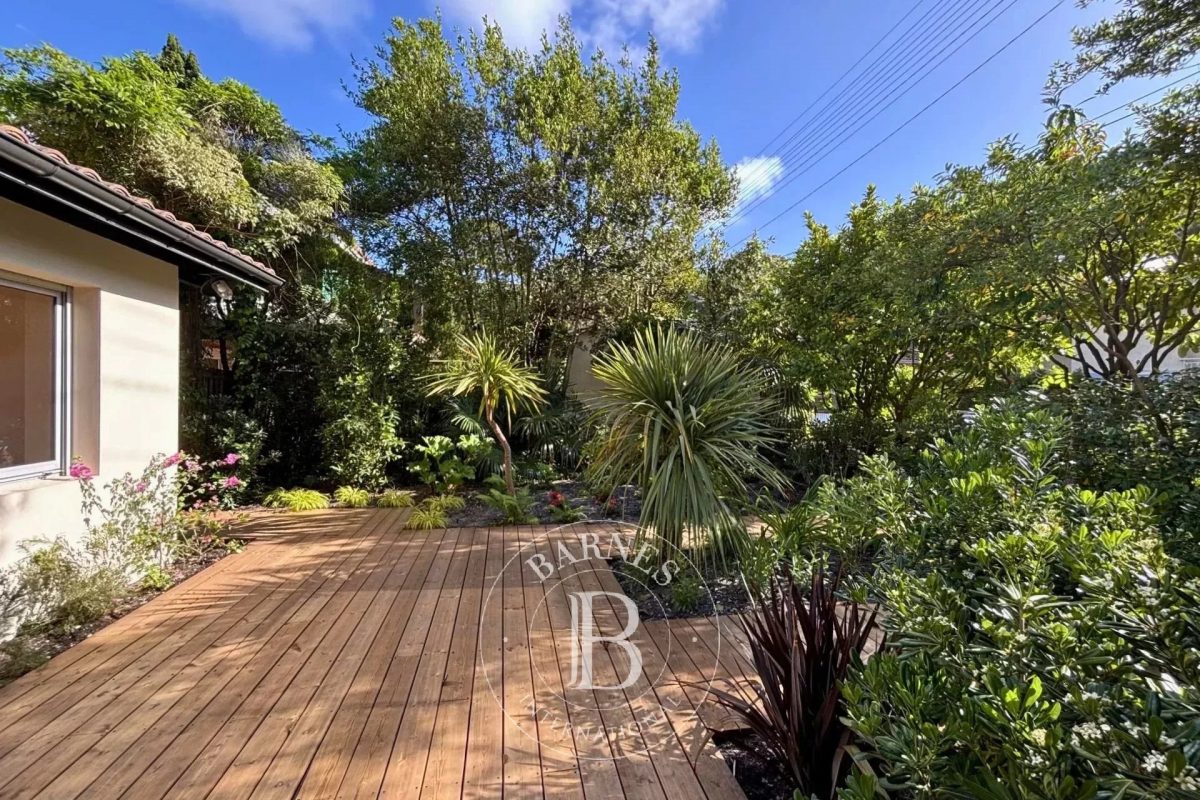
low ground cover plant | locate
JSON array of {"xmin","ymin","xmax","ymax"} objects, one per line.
[
  {"xmin": 263, "ymin": 488, "xmax": 331, "ymax": 512},
  {"xmin": 333, "ymin": 486, "xmax": 370, "ymax": 508},
  {"xmin": 376, "ymin": 488, "xmax": 416, "ymax": 508}
]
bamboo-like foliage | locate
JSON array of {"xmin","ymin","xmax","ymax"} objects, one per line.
[
  {"xmin": 586, "ymin": 325, "xmax": 786, "ymax": 564},
  {"xmin": 709, "ymin": 569, "xmax": 880, "ymax": 799},
  {"xmin": 425, "ymin": 332, "xmax": 547, "ymax": 494}
]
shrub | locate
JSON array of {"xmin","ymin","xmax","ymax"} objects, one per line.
[
  {"xmin": 427, "ymin": 494, "xmax": 466, "ymax": 513},
  {"xmin": 709, "ymin": 569, "xmax": 879, "ymax": 799},
  {"xmin": 408, "ymin": 436, "xmax": 476, "ymax": 493},
  {"xmin": 668, "ymin": 571, "xmax": 703, "ymax": 613},
  {"xmin": 141, "ymin": 565, "xmax": 173, "ymax": 592},
  {"xmin": 263, "ymin": 488, "xmax": 330, "ymax": 512},
  {"xmin": 320, "ymin": 372, "xmax": 405, "ymax": 490},
  {"xmin": 334, "ymin": 486, "xmax": 371, "ymax": 508},
  {"xmin": 548, "ymin": 500, "xmax": 587, "ymax": 524},
  {"xmin": 407, "ymin": 503, "xmax": 448, "ymax": 530},
  {"xmin": 376, "ymin": 489, "xmax": 416, "ymax": 508},
  {"xmin": 1040, "ymin": 376, "xmax": 1200, "ymax": 563},
  {"xmin": 821, "ymin": 401, "xmax": 1200, "ymax": 797},
  {"xmin": 477, "ymin": 485, "xmax": 536, "ymax": 524},
  {"xmin": 586, "ymin": 325, "xmax": 786, "ymax": 567}
]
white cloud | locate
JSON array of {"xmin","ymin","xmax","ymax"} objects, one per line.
[
  {"xmin": 440, "ymin": 0, "xmax": 723, "ymax": 55},
  {"xmin": 180, "ymin": 0, "xmax": 371, "ymax": 49},
  {"xmin": 732, "ymin": 155, "xmax": 784, "ymax": 210},
  {"xmin": 443, "ymin": 0, "xmax": 570, "ymax": 49}
]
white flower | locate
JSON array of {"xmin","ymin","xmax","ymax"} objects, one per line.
[
  {"xmin": 1142, "ymin": 751, "xmax": 1167, "ymax": 774},
  {"xmin": 1074, "ymin": 721, "xmax": 1110, "ymax": 743}
]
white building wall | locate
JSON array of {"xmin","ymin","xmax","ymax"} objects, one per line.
[{"xmin": 0, "ymin": 198, "xmax": 179, "ymax": 567}]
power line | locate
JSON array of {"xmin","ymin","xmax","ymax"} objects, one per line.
[
  {"xmin": 749, "ymin": 0, "xmax": 933, "ymax": 159},
  {"xmin": 735, "ymin": 0, "xmax": 973, "ymax": 202},
  {"xmin": 724, "ymin": 0, "xmax": 1017, "ymax": 224},
  {"xmin": 732, "ymin": 0, "xmax": 1068, "ymax": 249}
]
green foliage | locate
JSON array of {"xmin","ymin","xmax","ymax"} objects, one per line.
[
  {"xmin": 426, "ymin": 332, "xmax": 547, "ymax": 494},
  {"xmin": 0, "ymin": 41, "xmax": 341, "ymax": 258},
  {"xmin": 1033, "ymin": 377, "xmax": 1200, "ymax": 563},
  {"xmin": 320, "ymin": 373, "xmax": 405, "ymax": 490},
  {"xmin": 587, "ymin": 325, "xmax": 787, "ymax": 566},
  {"xmin": 263, "ymin": 488, "xmax": 331, "ymax": 512},
  {"xmin": 668, "ymin": 572, "xmax": 703, "ymax": 613},
  {"xmin": 141, "ymin": 565, "xmax": 173, "ymax": 592},
  {"xmin": 407, "ymin": 503, "xmax": 448, "ymax": 530},
  {"xmin": 426, "ymin": 494, "xmax": 466, "ymax": 513},
  {"xmin": 477, "ymin": 486, "xmax": 537, "ymax": 525},
  {"xmin": 342, "ymin": 18, "xmax": 735, "ymax": 367},
  {"xmin": 334, "ymin": 486, "xmax": 371, "ymax": 508},
  {"xmin": 377, "ymin": 489, "xmax": 417, "ymax": 508},
  {"xmin": 409, "ymin": 436, "xmax": 478, "ymax": 493},
  {"xmin": 812, "ymin": 402, "xmax": 1200, "ymax": 797},
  {"xmin": 548, "ymin": 500, "xmax": 587, "ymax": 524},
  {"xmin": 1047, "ymin": 0, "xmax": 1200, "ymax": 97}
]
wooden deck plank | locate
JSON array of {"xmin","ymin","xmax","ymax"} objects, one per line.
[
  {"xmin": 290, "ymin": 522, "xmax": 448, "ymax": 799},
  {"xmin": 10, "ymin": 512, "xmax": 386, "ymax": 800},
  {"xmin": 114, "ymin": 512, "xmax": 398, "ymax": 799},
  {"xmin": 461, "ymin": 525, "xmax": 507, "ymax": 798},
  {"xmin": 0, "ymin": 521, "xmax": 754, "ymax": 800},
  {"xmin": 332, "ymin": 525, "xmax": 464, "ymax": 799},
  {"xmin": 417, "ymin": 528, "xmax": 488, "ymax": 800}
]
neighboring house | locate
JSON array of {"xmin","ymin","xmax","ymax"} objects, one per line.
[{"xmin": 0, "ymin": 125, "xmax": 280, "ymax": 567}]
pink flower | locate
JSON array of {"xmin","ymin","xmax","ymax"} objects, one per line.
[
  {"xmin": 163, "ymin": 451, "xmax": 183, "ymax": 468},
  {"xmin": 69, "ymin": 461, "xmax": 94, "ymax": 481},
  {"xmin": 223, "ymin": 452, "xmax": 241, "ymax": 466},
  {"xmin": 223, "ymin": 475, "xmax": 242, "ymax": 489},
  {"xmin": 185, "ymin": 460, "xmax": 201, "ymax": 473},
  {"xmin": 135, "ymin": 481, "xmax": 148, "ymax": 493}
]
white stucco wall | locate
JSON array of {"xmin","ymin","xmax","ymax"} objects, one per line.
[{"xmin": 0, "ymin": 198, "xmax": 179, "ymax": 567}]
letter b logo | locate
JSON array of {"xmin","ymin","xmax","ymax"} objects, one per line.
[{"xmin": 568, "ymin": 592, "xmax": 642, "ymax": 690}]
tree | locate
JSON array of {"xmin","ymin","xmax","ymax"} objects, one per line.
[
  {"xmin": 426, "ymin": 332, "xmax": 547, "ymax": 494},
  {"xmin": 0, "ymin": 41, "xmax": 342, "ymax": 260},
  {"xmin": 757, "ymin": 185, "xmax": 1042, "ymax": 449},
  {"xmin": 340, "ymin": 17, "xmax": 735, "ymax": 376},
  {"xmin": 586, "ymin": 326, "xmax": 786, "ymax": 565},
  {"xmin": 1047, "ymin": 0, "xmax": 1200, "ymax": 100}
]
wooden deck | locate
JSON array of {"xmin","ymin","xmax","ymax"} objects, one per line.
[{"xmin": 0, "ymin": 510, "xmax": 757, "ymax": 799}]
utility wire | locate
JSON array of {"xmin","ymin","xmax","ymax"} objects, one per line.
[
  {"xmin": 732, "ymin": 0, "xmax": 1020, "ymax": 226},
  {"xmin": 732, "ymin": 0, "xmax": 1068, "ymax": 248},
  {"xmin": 749, "ymin": 0, "xmax": 932, "ymax": 158},
  {"xmin": 736, "ymin": 0, "xmax": 971, "ymax": 201}
]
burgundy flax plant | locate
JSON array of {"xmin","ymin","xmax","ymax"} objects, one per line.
[{"xmin": 708, "ymin": 568, "xmax": 880, "ymax": 800}]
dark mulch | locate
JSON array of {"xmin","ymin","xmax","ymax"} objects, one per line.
[
  {"xmin": 714, "ymin": 729, "xmax": 798, "ymax": 800},
  {"xmin": 0, "ymin": 541, "xmax": 239, "ymax": 688},
  {"xmin": 610, "ymin": 555, "xmax": 753, "ymax": 620},
  {"xmin": 445, "ymin": 480, "xmax": 642, "ymax": 528}
]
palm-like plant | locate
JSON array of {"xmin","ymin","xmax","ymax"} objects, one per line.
[
  {"xmin": 425, "ymin": 332, "xmax": 547, "ymax": 494},
  {"xmin": 587, "ymin": 325, "xmax": 786, "ymax": 563}
]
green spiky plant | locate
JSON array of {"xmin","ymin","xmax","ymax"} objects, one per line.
[
  {"xmin": 425, "ymin": 332, "xmax": 547, "ymax": 495},
  {"xmin": 334, "ymin": 486, "xmax": 370, "ymax": 508},
  {"xmin": 263, "ymin": 488, "xmax": 331, "ymax": 512},
  {"xmin": 406, "ymin": 502, "xmax": 448, "ymax": 530},
  {"xmin": 427, "ymin": 494, "xmax": 466, "ymax": 513},
  {"xmin": 376, "ymin": 489, "xmax": 416, "ymax": 508},
  {"xmin": 586, "ymin": 325, "xmax": 786, "ymax": 566}
]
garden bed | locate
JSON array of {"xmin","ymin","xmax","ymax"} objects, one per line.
[
  {"xmin": 0, "ymin": 538, "xmax": 241, "ymax": 688},
  {"xmin": 609, "ymin": 555, "xmax": 753, "ymax": 619},
  {"xmin": 713, "ymin": 729, "xmax": 796, "ymax": 800},
  {"xmin": 444, "ymin": 480, "xmax": 642, "ymax": 527}
]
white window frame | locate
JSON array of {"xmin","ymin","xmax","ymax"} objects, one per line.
[{"xmin": 0, "ymin": 271, "xmax": 70, "ymax": 483}]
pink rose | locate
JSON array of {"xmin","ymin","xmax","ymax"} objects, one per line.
[
  {"xmin": 223, "ymin": 453, "xmax": 241, "ymax": 466},
  {"xmin": 69, "ymin": 461, "xmax": 94, "ymax": 481},
  {"xmin": 223, "ymin": 475, "xmax": 242, "ymax": 489}
]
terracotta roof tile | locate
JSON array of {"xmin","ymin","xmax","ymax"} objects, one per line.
[{"xmin": 0, "ymin": 124, "xmax": 276, "ymax": 277}]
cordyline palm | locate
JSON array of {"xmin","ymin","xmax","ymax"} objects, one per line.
[
  {"xmin": 587, "ymin": 325, "xmax": 786, "ymax": 565},
  {"xmin": 426, "ymin": 332, "xmax": 547, "ymax": 494}
]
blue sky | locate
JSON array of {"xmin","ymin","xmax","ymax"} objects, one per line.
[{"xmin": 5, "ymin": 0, "xmax": 1173, "ymax": 254}]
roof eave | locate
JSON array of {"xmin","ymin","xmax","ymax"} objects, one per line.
[{"xmin": 0, "ymin": 134, "xmax": 283, "ymax": 291}]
